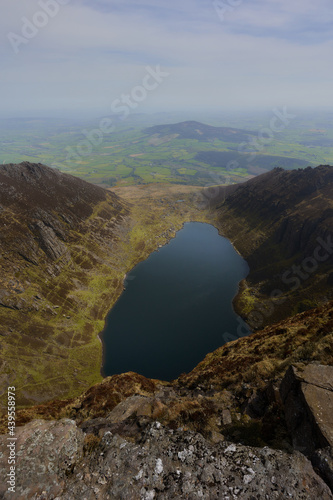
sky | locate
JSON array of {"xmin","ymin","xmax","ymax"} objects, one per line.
[{"xmin": 1, "ymin": 0, "xmax": 333, "ymax": 117}]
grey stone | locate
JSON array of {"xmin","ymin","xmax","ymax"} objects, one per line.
[{"xmin": 0, "ymin": 419, "xmax": 332, "ymax": 499}]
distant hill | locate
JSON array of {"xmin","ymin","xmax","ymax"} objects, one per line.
[
  {"xmin": 143, "ymin": 121, "xmax": 311, "ymax": 177},
  {"xmin": 144, "ymin": 120, "xmax": 256, "ymax": 143}
]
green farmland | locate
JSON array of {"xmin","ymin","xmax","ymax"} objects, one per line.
[{"xmin": 1, "ymin": 111, "xmax": 332, "ymax": 187}]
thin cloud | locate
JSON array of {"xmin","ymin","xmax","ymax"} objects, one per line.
[{"xmin": 0, "ymin": 0, "xmax": 332, "ymax": 115}]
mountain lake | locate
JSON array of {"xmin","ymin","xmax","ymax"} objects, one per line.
[{"xmin": 101, "ymin": 222, "xmax": 250, "ymax": 381}]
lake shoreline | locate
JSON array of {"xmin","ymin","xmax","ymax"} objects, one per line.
[{"xmin": 100, "ymin": 221, "xmax": 250, "ymax": 381}]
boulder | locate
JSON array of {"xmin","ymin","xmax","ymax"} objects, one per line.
[{"xmin": 0, "ymin": 419, "xmax": 84, "ymax": 499}]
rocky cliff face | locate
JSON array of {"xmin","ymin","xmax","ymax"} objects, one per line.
[
  {"xmin": 0, "ymin": 161, "xmax": 128, "ymax": 308},
  {"xmin": 210, "ymin": 165, "xmax": 333, "ymax": 327},
  {"xmin": 280, "ymin": 364, "xmax": 333, "ymax": 455},
  {"xmin": 0, "ymin": 162, "xmax": 131, "ymax": 405}
]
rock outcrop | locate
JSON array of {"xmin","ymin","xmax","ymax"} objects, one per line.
[
  {"xmin": 280, "ymin": 363, "xmax": 333, "ymax": 455},
  {"xmin": 1, "ymin": 419, "xmax": 332, "ymax": 499},
  {"xmin": 279, "ymin": 364, "xmax": 333, "ymax": 495}
]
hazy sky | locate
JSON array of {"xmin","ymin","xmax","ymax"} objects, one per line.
[{"xmin": 1, "ymin": 0, "xmax": 333, "ymax": 117}]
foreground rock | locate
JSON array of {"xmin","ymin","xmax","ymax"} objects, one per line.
[
  {"xmin": 280, "ymin": 363, "xmax": 333, "ymax": 455},
  {"xmin": 0, "ymin": 419, "xmax": 332, "ymax": 500}
]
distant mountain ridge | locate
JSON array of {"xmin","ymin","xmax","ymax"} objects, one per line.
[{"xmin": 144, "ymin": 120, "xmax": 255, "ymax": 142}]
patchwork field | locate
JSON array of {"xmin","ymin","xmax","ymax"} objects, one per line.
[{"xmin": 1, "ymin": 111, "xmax": 332, "ymax": 188}]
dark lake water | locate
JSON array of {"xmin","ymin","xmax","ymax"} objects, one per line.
[{"xmin": 101, "ymin": 222, "xmax": 250, "ymax": 381}]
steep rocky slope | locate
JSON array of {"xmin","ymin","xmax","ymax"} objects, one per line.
[
  {"xmin": 0, "ymin": 161, "xmax": 128, "ymax": 296},
  {"xmin": 208, "ymin": 165, "xmax": 333, "ymax": 327},
  {"xmin": 0, "ymin": 162, "xmax": 130, "ymax": 406}
]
